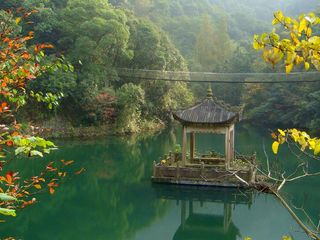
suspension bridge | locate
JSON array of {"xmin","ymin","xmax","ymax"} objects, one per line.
[{"xmin": 117, "ymin": 68, "xmax": 320, "ymax": 84}]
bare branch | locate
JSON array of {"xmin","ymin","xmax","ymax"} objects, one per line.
[
  {"xmin": 263, "ymin": 140, "xmax": 271, "ymax": 177},
  {"xmin": 235, "ymin": 174, "xmax": 250, "ymax": 186},
  {"xmin": 287, "ymin": 171, "xmax": 320, "ymax": 182},
  {"xmin": 277, "ymin": 175, "xmax": 286, "ymax": 191}
]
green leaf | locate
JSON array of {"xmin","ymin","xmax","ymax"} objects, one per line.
[
  {"xmin": 30, "ymin": 150, "xmax": 44, "ymax": 158},
  {"xmin": 0, "ymin": 193, "xmax": 18, "ymax": 202},
  {"xmin": 15, "ymin": 147, "xmax": 26, "ymax": 155},
  {"xmin": 0, "ymin": 208, "xmax": 16, "ymax": 217}
]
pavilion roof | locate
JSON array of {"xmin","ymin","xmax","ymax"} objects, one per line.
[{"xmin": 173, "ymin": 88, "xmax": 242, "ymax": 126}]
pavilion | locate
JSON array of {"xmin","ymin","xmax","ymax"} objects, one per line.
[
  {"xmin": 152, "ymin": 87, "xmax": 256, "ymax": 187},
  {"xmin": 173, "ymin": 87, "xmax": 242, "ymax": 169}
]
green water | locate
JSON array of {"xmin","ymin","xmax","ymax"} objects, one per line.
[{"xmin": 0, "ymin": 125, "xmax": 317, "ymax": 240}]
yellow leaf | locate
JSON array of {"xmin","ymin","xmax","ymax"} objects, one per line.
[
  {"xmin": 285, "ymin": 63, "xmax": 293, "ymax": 74},
  {"xmin": 34, "ymin": 184, "xmax": 42, "ymax": 190},
  {"xmin": 278, "ymin": 129, "xmax": 286, "ymax": 136},
  {"xmin": 295, "ymin": 55, "xmax": 304, "ymax": 65},
  {"xmin": 282, "ymin": 235, "xmax": 292, "ymax": 240},
  {"xmin": 299, "ymin": 19, "xmax": 307, "ymax": 34},
  {"xmin": 15, "ymin": 17, "xmax": 21, "ymax": 24},
  {"xmin": 309, "ymin": 12, "xmax": 316, "ymax": 18},
  {"xmin": 306, "ymin": 28, "xmax": 312, "ymax": 38},
  {"xmin": 274, "ymin": 11, "xmax": 284, "ymax": 21},
  {"xmin": 301, "ymin": 131, "xmax": 310, "ymax": 138},
  {"xmin": 290, "ymin": 33, "xmax": 300, "ymax": 45},
  {"xmin": 253, "ymin": 40, "xmax": 262, "ymax": 50},
  {"xmin": 308, "ymin": 139, "xmax": 316, "ymax": 149},
  {"xmin": 304, "ymin": 62, "xmax": 310, "ymax": 71},
  {"xmin": 279, "ymin": 135, "xmax": 286, "ymax": 144},
  {"xmin": 314, "ymin": 144, "xmax": 320, "ymax": 155},
  {"xmin": 272, "ymin": 141, "xmax": 280, "ymax": 154},
  {"xmin": 272, "ymin": 18, "xmax": 279, "ymax": 25},
  {"xmin": 289, "ymin": 129, "xmax": 300, "ymax": 142}
]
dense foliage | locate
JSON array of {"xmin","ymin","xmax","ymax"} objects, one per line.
[
  {"xmin": 111, "ymin": 0, "xmax": 320, "ymax": 131},
  {"xmin": 0, "ymin": 0, "xmax": 193, "ymax": 133},
  {"xmin": 1, "ymin": 0, "xmax": 319, "ymax": 133}
]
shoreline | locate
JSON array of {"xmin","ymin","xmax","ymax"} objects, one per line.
[{"xmin": 34, "ymin": 123, "xmax": 166, "ymax": 140}]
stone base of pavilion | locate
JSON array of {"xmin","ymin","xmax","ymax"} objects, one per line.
[{"xmin": 152, "ymin": 153, "xmax": 257, "ymax": 188}]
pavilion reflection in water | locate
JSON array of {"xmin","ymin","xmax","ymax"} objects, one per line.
[{"xmin": 154, "ymin": 185, "xmax": 254, "ymax": 240}]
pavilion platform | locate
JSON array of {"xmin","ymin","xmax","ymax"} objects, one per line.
[{"xmin": 152, "ymin": 153, "xmax": 257, "ymax": 188}]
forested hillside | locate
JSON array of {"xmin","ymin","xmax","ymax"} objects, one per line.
[
  {"xmin": 112, "ymin": 0, "xmax": 320, "ymax": 131},
  {"xmin": 0, "ymin": 0, "xmax": 319, "ymax": 134},
  {"xmin": 0, "ymin": 0, "xmax": 194, "ymax": 134}
]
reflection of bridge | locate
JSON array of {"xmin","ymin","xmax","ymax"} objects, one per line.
[
  {"xmin": 117, "ymin": 68, "xmax": 320, "ymax": 83},
  {"xmin": 153, "ymin": 185, "xmax": 254, "ymax": 240}
]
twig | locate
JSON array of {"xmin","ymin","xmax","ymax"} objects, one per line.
[
  {"xmin": 234, "ymin": 174, "xmax": 250, "ymax": 186},
  {"xmin": 263, "ymin": 140, "xmax": 271, "ymax": 177},
  {"xmin": 291, "ymin": 203, "xmax": 318, "ymax": 231},
  {"xmin": 272, "ymin": 189, "xmax": 320, "ymax": 240}
]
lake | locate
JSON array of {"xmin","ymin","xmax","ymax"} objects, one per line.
[{"xmin": 0, "ymin": 125, "xmax": 318, "ymax": 240}]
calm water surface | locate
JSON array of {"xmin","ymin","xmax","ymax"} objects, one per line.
[{"xmin": 1, "ymin": 125, "xmax": 318, "ymax": 240}]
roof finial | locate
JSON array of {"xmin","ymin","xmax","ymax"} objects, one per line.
[{"xmin": 207, "ymin": 84, "xmax": 213, "ymax": 99}]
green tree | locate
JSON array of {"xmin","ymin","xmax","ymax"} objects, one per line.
[
  {"xmin": 194, "ymin": 14, "xmax": 232, "ymax": 72},
  {"xmin": 116, "ymin": 83, "xmax": 145, "ymax": 133}
]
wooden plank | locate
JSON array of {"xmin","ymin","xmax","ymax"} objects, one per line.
[{"xmin": 186, "ymin": 126, "xmax": 227, "ymax": 134}]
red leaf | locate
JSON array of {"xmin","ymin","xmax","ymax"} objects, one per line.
[
  {"xmin": 49, "ymin": 187, "xmax": 55, "ymax": 195},
  {"xmin": 61, "ymin": 160, "xmax": 74, "ymax": 166},
  {"xmin": 74, "ymin": 168, "xmax": 86, "ymax": 175},
  {"xmin": 6, "ymin": 171, "xmax": 13, "ymax": 184},
  {"xmin": 21, "ymin": 52, "xmax": 30, "ymax": 60},
  {"xmin": 21, "ymin": 198, "xmax": 36, "ymax": 208}
]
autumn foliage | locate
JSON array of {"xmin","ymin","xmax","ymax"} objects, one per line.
[
  {"xmin": 0, "ymin": 9, "xmax": 74, "ymax": 218},
  {"xmin": 253, "ymin": 11, "xmax": 320, "ymax": 73}
]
